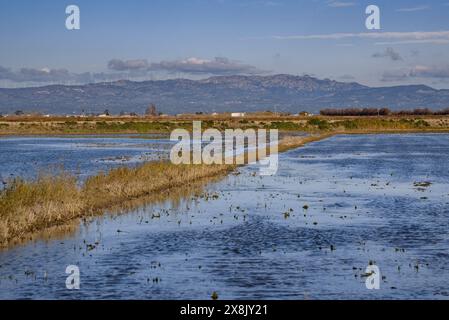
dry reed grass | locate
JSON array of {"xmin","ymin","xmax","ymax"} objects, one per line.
[{"xmin": 0, "ymin": 162, "xmax": 235, "ymax": 247}]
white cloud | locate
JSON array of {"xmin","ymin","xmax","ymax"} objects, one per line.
[
  {"xmin": 272, "ymin": 30, "xmax": 449, "ymax": 46},
  {"xmin": 0, "ymin": 65, "xmax": 126, "ymax": 84},
  {"xmin": 372, "ymin": 47, "xmax": 403, "ymax": 61},
  {"xmin": 374, "ymin": 39, "xmax": 449, "ymax": 45},
  {"xmin": 382, "ymin": 65, "xmax": 449, "ymax": 81},
  {"xmin": 326, "ymin": 1, "xmax": 356, "ymax": 8},
  {"xmin": 0, "ymin": 56, "xmax": 266, "ymax": 85},
  {"xmin": 149, "ymin": 57, "xmax": 266, "ymax": 75},
  {"xmin": 108, "ymin": 59, "xmax": 149, "ymax": 71},
  {"xmin": 410, "ymin": 65, "xmax": 449, "ymax": 78},
  {"xmin": 396, "ymin": 6, "xmax": 430, "ymax": 12}
]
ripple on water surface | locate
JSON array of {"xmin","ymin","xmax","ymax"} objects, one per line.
[{"xmin": 1, "ymin": 134, "xmax": 449, "ymax": 299}]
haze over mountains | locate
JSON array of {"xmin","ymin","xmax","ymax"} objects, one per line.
[{"xmin": 0, "ymin": 74, "xmax": 448, "ymax": 115}]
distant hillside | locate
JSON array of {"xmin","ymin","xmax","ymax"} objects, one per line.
[{"xmin": 0, "ymin": 74, "xmax": 448, "ymax": 115}]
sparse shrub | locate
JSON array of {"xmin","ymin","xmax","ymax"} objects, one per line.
[
  {"xmin": 339, "ymin": 120, "xmax": 358, "ymax": 130},
  {"xmin": 414, "ymin": 119, "xmax": 430, "ymax": 127},
  {"xmin": 269, "ymin": 121, "xmax": 302, "ymax": 130},
  {"xmin": 307, "ymin": 118, "xmax": 329, "ymax": 130},
  {"xmin": 320, "ymin": 108, "xmax": 390, "ymax": 116},
  {"xmin": 65, "ymin": 120, "xmax": 77, "ymax": 126}
]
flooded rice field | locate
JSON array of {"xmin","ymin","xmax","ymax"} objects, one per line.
[
  {"xmin": 0, "ymin": 134, "xmax": 172, "ymax": 182},
  {"xmin": 1, "ymin": 133, "xmax": 449, "ymax": 299}
]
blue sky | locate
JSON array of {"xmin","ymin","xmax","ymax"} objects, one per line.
[{"xmin": 1, "ymin": 0, "xmax": 449, "ymax": 88}]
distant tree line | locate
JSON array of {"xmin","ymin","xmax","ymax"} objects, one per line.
[{"xmin": 320, "ymin": 107, "xmax": 449, "ymax": 116}]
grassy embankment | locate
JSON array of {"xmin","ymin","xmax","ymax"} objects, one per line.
[
  {"xmin": 0, "ymin": 162, "xmax": 235, "ymax": 247},
  {"xmin": 1, "ymin": 114, "xmax": 449, "ymax": 135}
]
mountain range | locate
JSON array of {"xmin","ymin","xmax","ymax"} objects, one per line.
[{"xmin": 0, "ymin": 74, "xmax": 448, "ymax": 115}]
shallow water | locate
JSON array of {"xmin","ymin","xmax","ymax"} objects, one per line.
[
  {"xmin": 1, "ymin": 133, "xmax": 449, "ymax": 299},
  {"xmin": 0, "ymin": 134, "xmax": 172, "ymax": 182}
]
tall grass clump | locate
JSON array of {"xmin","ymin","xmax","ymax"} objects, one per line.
[
  {"xmin": 0, "ymin": 174, "xmax": 83, "ymax": 245},
  {"xmin": 82, "ymin": 161, "xmax": 235, "ymax": 210},
  {"xmin": 0, "ymin": 161, "xmax": 235, "ymax": 247}
]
